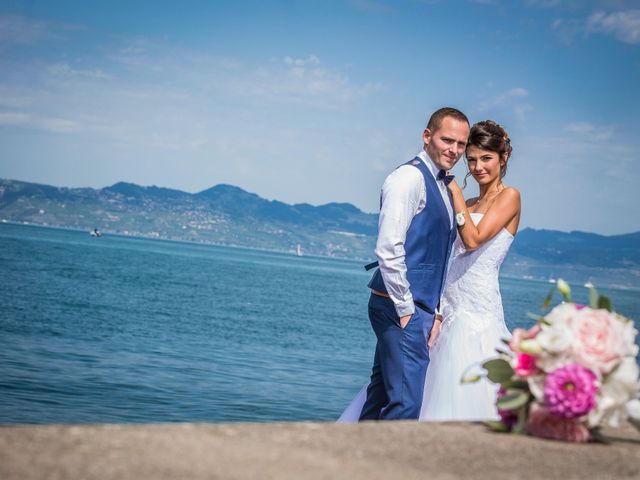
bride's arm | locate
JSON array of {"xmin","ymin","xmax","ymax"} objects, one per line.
[{"xmin": 448, "ymin": 180, "xmax": 520, "ymax": 250}]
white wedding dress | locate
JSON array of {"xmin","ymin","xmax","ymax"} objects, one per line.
[{"xmin": 338, "ymin": 213, "xmax": 513, "ymax": 422}]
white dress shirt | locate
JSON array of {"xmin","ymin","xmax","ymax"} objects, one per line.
[{"xmin": 374, "ymin": 150, "xmax": 454, "ymax": 317}]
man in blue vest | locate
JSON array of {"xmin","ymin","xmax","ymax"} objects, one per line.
[{"xmin": 360, "ymin": 107, "xmax": 470, "ymax": 420}]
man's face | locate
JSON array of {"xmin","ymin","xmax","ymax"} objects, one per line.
[{"xmin": 423, "ymin": 116, "xmax": 470, "ymax": 171}]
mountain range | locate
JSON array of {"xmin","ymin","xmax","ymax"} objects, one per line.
[{"xmin": 1, "ymin": 178, "xmax": 638, "ymax": 289}]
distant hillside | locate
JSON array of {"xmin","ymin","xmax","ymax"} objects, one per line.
[
  {"xmin": 1, "ymin": 178, "xmax": 638, "ymax": 288},
  {"xmin": 0, "ymin": 178, "xmax": 377, "ymax": 259},
  {"xmin": 501, "ymin": 228, "xmax": 640, "ymax": 290},
  {"xmin": 511, "ymin": 228, "xmax": 640, "ymax": 268}
]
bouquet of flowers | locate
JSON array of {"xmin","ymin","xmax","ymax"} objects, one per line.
[{"xmin": 467, "ymin": 280, "xmax": 640, "ymax": 442}]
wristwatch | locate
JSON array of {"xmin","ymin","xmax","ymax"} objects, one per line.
[{"xmin": 455, "ymin": 211, "xmax": 466, "ymax": 227}]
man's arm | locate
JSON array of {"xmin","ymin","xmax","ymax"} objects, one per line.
[{"xmin": 375, "ymin": 165, "xmax": 425, "ymax": 323}]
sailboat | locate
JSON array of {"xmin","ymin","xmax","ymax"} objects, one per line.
[{"xmin": 296, "ymin": 244, "xmax": 303, "ymax": 257}]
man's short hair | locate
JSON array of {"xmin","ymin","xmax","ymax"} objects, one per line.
[{"xmin": 426, "ymin": 107, "xmax": 469, "ymax": 132}]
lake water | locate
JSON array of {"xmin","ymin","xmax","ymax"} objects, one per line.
[{"xmin": 1, "ymin": 223, "xmax": 638, "ymax": 424}]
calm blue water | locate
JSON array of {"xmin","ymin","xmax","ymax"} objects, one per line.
[{"xmin": 1, "ymin": 223, "xmax": 638, "ymax": 424}]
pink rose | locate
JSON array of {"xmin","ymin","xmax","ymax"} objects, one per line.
[
  {"xmin": 566, "ymin": 307, "xmax": 633, "ymax": 375},
  {"xmin": 526, "ymin": 403, "xmax": 591, "ymax": 443},
  {"xmin": 514, "ymin": 353, "xmax": 539, "ymax": 377},
  {"xmin": 544, "ymin": 364, "xmax": 598, "ymax": 419},
  {"xmin": 509, "ymin": 325, "xmax": 541, "ymax": 353}
]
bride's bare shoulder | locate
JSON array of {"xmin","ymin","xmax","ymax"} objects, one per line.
[{"xmin": 498, "ymin": 186, "xmax": 521, "ymax": 204}]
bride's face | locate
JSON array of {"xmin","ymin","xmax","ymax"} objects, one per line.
[{"xmin": 465, "ymin": 145, "xmax": 504, "ymax": 185}]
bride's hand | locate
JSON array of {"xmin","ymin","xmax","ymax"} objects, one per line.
[
  {"xmin": 428, "ymin": 314, "xmax": 443, "ymax": 348},
  {"xmin": 446, "ymin": 178, "xmax": 461, "ymax": 193}
]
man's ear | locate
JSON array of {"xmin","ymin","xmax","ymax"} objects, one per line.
[{"xmin": 423, "ymin": 128, "xmax": 432, "ymax": 145}]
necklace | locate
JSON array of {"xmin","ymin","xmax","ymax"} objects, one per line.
[{"xmin": 473, "ymin": 184, "xmax": 504, "ymax": 209}]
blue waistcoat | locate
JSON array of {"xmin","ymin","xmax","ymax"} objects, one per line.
[{"xmin": 368, "ymin": 157, "xmax": 457, "ymax": 314}]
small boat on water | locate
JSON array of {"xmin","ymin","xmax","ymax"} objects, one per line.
[{"xmin": 90, "ymin": 228, "xmax": 102, "ymax": 237}]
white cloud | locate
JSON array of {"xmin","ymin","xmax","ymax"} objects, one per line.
[
  {"xmin": 564, "ymin": 121, "xmax": 614, "ymax": 141},
  {"xmin": 220, "ymin": 55, "xmax": 384, "ymax": 107},
  {"xmin": 0, "ymin": 110, "xmax": 83, "ymax": 133},
  {"xmin": 0, "ymin": 33, "xmax": 385, "ymax": 167},
  {"xmin": 39, "ymin": 117, "xmax": 82, "ymax": 133},
  {"xmin": 0, "ymin": 13, "xmax": 81, "ymax": 46},
  {"xmin": 283, "ymin": 55, "xmax": 320, "ymax": 67},
  {"xmin": 477, "ymin": 87, "xmax": 531, "ymax": 122},
  {"xmin": 513, "ymin": 104, "xmax": 533, "ymax": 123},
  {"xmin": 0, "ymin": 14, "xmax": 52, "ymax": 45},
  {"xmin": 586, "ymin": 10, "xmax": 640, "ymax": 44},
  {"xmin": 0, "ymin": 111, "xmax": 30, "ymax": 125},
  {"xmin": 479, "ymin": 87, "xmax": 528, "ymax": 109},
  {"xmin": 47, "ymin": 63, "xmax": 110, "ymax": 80}
]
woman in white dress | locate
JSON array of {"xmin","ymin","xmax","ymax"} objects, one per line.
[{"xmin": 339, "ymin": 120, "xmax": 521, "ymax": 422}]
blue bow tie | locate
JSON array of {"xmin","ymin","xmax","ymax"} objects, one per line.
[{"xmin": 437, "ymin": 169, "xmax": 455, "ymax": 186}]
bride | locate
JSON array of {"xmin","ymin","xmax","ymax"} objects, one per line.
[{"xmin": 339, "ymin": 120, "xmax": 521, "ymax": 422}]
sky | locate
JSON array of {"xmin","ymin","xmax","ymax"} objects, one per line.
[{"xmin": 0, "ymin": 0, "xmax": 639, "ymax": 235}]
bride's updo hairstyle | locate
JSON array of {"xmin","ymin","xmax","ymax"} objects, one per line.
[{"xmin": 463, "ymin": 120, "xmax": 513, "ymax": 187}]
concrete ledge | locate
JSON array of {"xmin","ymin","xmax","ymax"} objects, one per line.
[{"xmin": 1, "ymin": 421, "xmax": 639, "ymax": 479}]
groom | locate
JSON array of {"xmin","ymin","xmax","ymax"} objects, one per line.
[{"xmin": 360, "ymin": 107, "xmax": 470, "ymax": 420}]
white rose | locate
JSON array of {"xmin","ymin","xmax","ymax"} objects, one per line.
[
  {"xmin": 606, "ymin": 357, "xmax": 640, "ymax": 395},
  {"xmin": 626, "ymin": 398, "xmax": 640, "ymax": 422},
  {"xmin": 588, "ymin": 358, "xmax": 640, "ymax": 428},
  {"xmin": 618, "ymin": 315, "xmax": 639, "ymax": 358},
  {"xmin": 537, "ymin": 324, "xmax": 572, "ymax": 354},
  {"xmin": 535, "ymin": 352, "xmax": 572, "ymax": 374},
  {"xmin": 543, "ymin": 303, "xmax": 577, "ymax": 328},
  {"xmin": 534, "ymin": 314, "xmax": 575, "ymax": 373}
]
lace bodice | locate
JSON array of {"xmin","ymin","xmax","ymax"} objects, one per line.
[{"xmin": 441, "ymin": 213, "xmax": 513, "ymax": 328}]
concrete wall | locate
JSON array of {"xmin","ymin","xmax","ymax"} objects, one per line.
[{"xmin": 1, "ymin": 421, "xmax": 639, "ymax": 479}]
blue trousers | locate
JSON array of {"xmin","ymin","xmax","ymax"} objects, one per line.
[{"xmin": 359, "ymin": 293, "xmax": 434, "ymax": 420}]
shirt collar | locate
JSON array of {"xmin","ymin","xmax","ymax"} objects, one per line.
[{"xmin": 417, "ymin": 149, "xmax": 441, "ymax": 180}]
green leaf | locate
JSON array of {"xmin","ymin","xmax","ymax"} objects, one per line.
[
  {"xmin": 527, "ymin": 312, "xmax": 545, "ymax": 323},
  {"xmin": 501, "ymin": 380, "xmax": 529, "ymax": 390},
  {"xmin": 598, "ymin": 295, "xmax": 613, "ymax": 312},
  {"xmin": 460, "ymin": 374, "xmax": 482, "ymax": 384},
  {"xmin": 588, "ymin": 285, "xmax": 599, "ymax": 309},
  {"xmin": 497, "ymin": 390, "xmax": 530, "ymax": 411},
  {"xmin": 542, "ymin": 287, "xmax": 555, "ymax": 310},
  {"xmin": 512, "ymin": 407, "xmax": 528, "ymax": 434},
  {"xmin": 485, "ymin": 421, "xmax": 510, "ymax": 433},
  {"xmin": 483, "ymin": 358, "xmax": 515, "ymax": 383}
]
